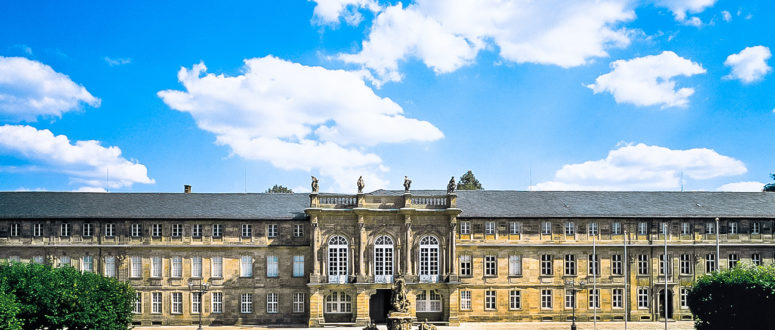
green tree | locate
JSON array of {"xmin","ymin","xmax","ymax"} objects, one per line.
[
  {"xmin": 688, "ymin": 264, "xmax": 775, "ymax": 329},
  {"xmin": 265, "ymin": 184, "xmax": 293, "ymax": 193},
  {"xmin": 457, "ymin": 170, "xmax": 483, "ymax": 190},
  {"xmin": 0, "ymin": 261, "xmax": 135, "ymax": 330}
]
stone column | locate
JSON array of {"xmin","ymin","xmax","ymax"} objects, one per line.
[
  {"xmin": 312, "ymin": 217, "xmax": 320, "ymax": 279},
  {"xmin": 358, "ymin": 218, "xmax": 367, "ymax": 282},
  {"xmin": 404, "ymin": 215, "xmax": 413, "ymax": 276},
  {"xmin": 450, "ymin": 218, "xmax": 457, "ymax": 279}
]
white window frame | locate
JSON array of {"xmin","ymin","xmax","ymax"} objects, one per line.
[
  {"xmin": 419, "ymin": 236, "xmax": 440, "ymax": 283},
  {"xmin": 9, "ymin": 223, "xmax": 19, "ymax": 237},
  {"xmin": 242, "ymin": 224, "xmax": 252, "ymax": 238},
  {"xmin": 212, "ymin": 224, "xmax": 223, "ymax": 238},
  {"xmin": 680, "ymin": 288, "xmax": 689, "ymax": 309},
  {"xmin": 151, "ymin": 224, "xmax": 162, "ymax": 237},
  {"xmin": 191, "ymin": 256, "xmax": 202, "ymax": 278},
  {"xmin": 565, "ymin": 222, "xmax": 575, "ymax": 236},
  {"xmin": 241, "ymin": 293, "xmax": 253, "ymax": 314},
  {"xmin": 728, "ymin": 253, "xmax": 739, "ymax": 268},
  {"xmin": 752, "ymin": 253, "xmax": 762, "ymax": 266},
  {"xmin": 612, "ymin": 254, "xmax": 622, "ymax": 275},
  {"xmin": 133, "ymin": 292, "xmax": 142, "ymax": 314},
  {"xmin": 212, "ymin": 292, "xmax": 223, "ymax": 314},
  {"xmin": 588, "ymin": 254, "xmax": 599, "ymax": 276},
  {"xmin": 588, "ymin": 222, "xmax": 598, "ymax": 236},
  {"xmin": 61, "ymin": 223, "xmax": 71, "ymax": 236},
  {"xmin": 564, "ymin": 254, "xmax": 576, "ymax": 276},
  {"xmin": 294, "ymin": 224, "xmax": 304, "ymax": 237},
  {"xmin": 151, "ymin": 256, "xmax": 162, "ymax": 278},
  {"xmin": 131, "ymin": 256, "xmax": 142, "ymax": 278},
  {"xmin": 105, "ymin": 223, "xmax": 115, "ymax": 237},
  {"xmin": 151, "ymin": 292, "xmax": 162, "ymax": 314},
  {"xmin": 509, "ymin": 255, "xmax": 522, "ymax": 276},
  {"xmin": 171, "ymin": 292, "xmax": 183, "ymax": 314},
  {"xmin": 565, "ymin": 289, "xmax": 575, "ymax": 309},
  {"xmin": 241, "ymin": 256, "xmax": 253, "ymax": 278},
  {"xmin": 328, "ymin": 236, "xmax": 348, "ymax": 283},
  {"xmin": 509, "ymin": 221, "xmax": 521, "ymax": 235},
  {"xmin": 32, "ymin": 256, "xmax": 44, "ymax": 264},
  {"xmin": 267, "ymin": 293, "xmax": 278, "ymax": 313},
  {"xmin": 460, "ymin": 221, "xmax": 470, "ymax": 235},
  {"xmin": 374, "ymin": 235, "xmax": 394, "ymax": 283},
  {"xmin": 266, "ymin": 255, "xmax": 279, "ymax": 277},
  {"xmin": 752, "ymin": 222, "xmax": 761, "ymax": 235},
  {"xmin": 485, "ymin": 221, "xmax": 496, "ymax": 235},
  {"xmin": 171, "ymin": 223, "xmax": 182, "ymax": 237},
  {"xmin": 611, "ymin": 222, "xmax": 621, "ymax": 235},
  {"xmin": 612, "ymin": 288, "xmax": 623, "ymax": 308},
  {"xmin": 484, "ymin": 290, "xmax": 496, "ymax": 310},
  {"xmin": 191, "ymin": 224, "xmax": 202, "ymax": 238},
  {"xmin": 541, "ymin": 254, "xmax": 553, "ymax": 276},
  {"xmin": 325, "ymin": 292, "xmax": 352, "ymax": 314},
  {"xmin": 638, "ymin": 222, "xmax": 648, "ymax": 235},
  {"xmin": 484, "ymin": 255, "xmax": 497, "ymax": 276},
  {"xmin": 680, "ymin": 254, "xmax": 692, "ymax": 275},
  {"xmin": 59, "ymin": 256, "xmax": 71, "ymax": 267},
  {"xmin": 588, "ymin": 289, "xmax": 600, "ymax": 309},
  {"xmin": 460, "ymin": 290, "xmax": 471, "ymax": 310},
  {"xmin": 729, "ymin": 222, "xmax": 738, "ymax": 234},
  {"xmin": 681, "ymin": 222, "xmax": 691, "ymax": 235},
  {"xmin": 460, "ymin": 255, "xmax": 472, "ymax": 277},
  {"xmin": 267, "ymin": 224, "xmax": 278, "ymax": 238},
  {"xmin": 541, "ymin": 289, "xmax": 553, "ymax": 309},
  {"xmin": 705, "ymin": 253, "xmax": 716, "ymax": 273},
  {"xmin": 211, "ymin": 256, "xmax": 223, "ymax": 277},
  {"xmin": 131, "ymin": 223, "xmax": 141, "ymax": 237},
  {"xmin": 509, "ymin": 290, "xmax": 521, "ymax": 310},
  {"xmin": 192, "ymin": 291, "xmax": 202, "ymax": 314},
  {"xmin": 638, "ymin": 254, "xmax": 648, "ymax": 275},
  {"xmin": 706, "ymin": 222, "xmax": 715, "ymax": 234},
  {"xmin": 637, "ymin": 288, "xmax": 648, "ymax": 309},
  {"xmin": 293, "ymin": 292, "xmax": 305, "ymax": 313},
  {"xmin": 171, "ymin": 256, "xmax": 182, "ymax": 278},
  {"xmin": 82, "ymin": 223, "xmax": 92, "ymax": 237},
  {"xmin": 542, "ymin": 221, "xmax": 552, "ymax": 235},
  {"xmin": 82, "ymin": 256, "xmax": 93, "ymax": 273},
  {"xmin": 293, "ymin": 255, "xmax": 305, "ymax": 277},
  {"xmin": 32, "ymin": 223, "xmax": 42, "ymax": 237},
  {"xmin": 659, "ymin": 254, "xmax": 672, "ymax": 275},
  {"xmin": 104, "ymin": 256, "xmax": 116, "ymax": 277}
]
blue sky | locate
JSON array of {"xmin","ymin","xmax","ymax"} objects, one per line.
[{"xmin": 0, "ymin": 0, "xmax": 773, "ymax": 193}]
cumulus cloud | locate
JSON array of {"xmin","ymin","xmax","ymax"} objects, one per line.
[
  {"xmin": 724, "ymin": 46, "xmax": 772, "ymax": 84},
  {"xmin": 716, "ymin": 181, "xmax": 765, "ymax": 192},
  {"xmin": 0, "ymin": 125, "xmax": 154, "ymax": 191},
  {"xmin": 721, "ymin": 10, "xmax": 732, "ymax": 22},
  {"xmin": 310, "ymin": 0, "xmax": 381, "ymax": 25},
  {"xmin": 530, "ymin": 143, "xmax": 747, "ymax": 191},
  {"xmin": 104, "ymin": 57, "xmax": 132, "ymax": 66},
  {"xmin": 158, "ymin": 56, "xmax": 443, "ymax": 191},
  {"xmin": 587, "ymin": 51, "xmax": 705, "ymax": 108},
  {"xmin": 337, "ymin": 0, "xmax": 634, "ymax": 84},
  {"xmin": 0, "ymin": 57, "xmax": 100, "ymax": 122},
  {"xmin": 655, "ymin": 0, "xmax": 716, "ymax": 24}
]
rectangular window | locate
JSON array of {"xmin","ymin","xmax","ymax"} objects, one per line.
[
  {"xmin": 588, "ymin": 254, "xmax": 599, "ymax": 276},
  {"xmin": 212, "ymin": 292, "xmax": 223, "ymax": 313},
  {"xmin": 267, "ymin": 224, "xmax": 278, "ymax": 238},
  {"xmin": 509, "ymin": 255, "xmax": 522, "ymax": 276},
  {"xmin": 82, "ymin": 256, "xmax": 93, "ymax": 273},
  {"xmin": 564, "ymin": 254, "xmax": 576, "ymax": 276},
  {"xmin": 460, "ymin": 221, "xmax": 470, "ymax": 235},
  {"xmin": 485, "ymin": 290, "xmax": 496, "ymax": 310},
  {"xmin": 680, "ymin": 288, "xmax": 689, "ymax": 309},
  {"xmin": 659, "ymin": 254, "xmax": 672, "ymax": 275},
  {"xmin": 131, "ymin": 223, "xmax": 142, "ymax": 237},
  {"xmin": 660, "ymin": 222, "xmax": 669, "ymax": 235},
  {"xmin": 541, "ymin": 254, "xmax": 553, "ymax": 276},
  {"xmin": 484, "ymin": 255, "xmax": 497, "ymax": 276},
  {"xmin": 32, "ymin": 256, "xmax": 44, "ymax": 264},
  {"xmin": 192, "ymin": 292, "xmax": 201, "ymax": 314},
  {"xmin": 611, "ymin": 222, "xmax": 621, "ymax": 235},
  {"xmin": 638, "ymin": 222, "xmax": 648, "ymax": 235},
  {"xmin": 565, "ymin": 289, "xmax": 575, "ymax": 309},
  {"xmin": 638, "ymin": 254, "xmax": 648, "ymax": 275},
  {"xmin": 294, "ymin": 224, "xmax": 304, "ymax": 237},
  {"xmin": 212, "ymin": 224, "xmax": 222, "ymax": 238},
  {"xmin": 267, "ymin": 293, "xmax": 278, "ymax": 313},
  {"xmin": 191, "ymin": 256, "xmax": 202, "ymax": 278},
  {"xmin": 460, "ymin": 290, "xmax": 471, "ymax": 310},
  {"xmin": 105, "ymin": 223, "xmax": 115, "ymax": 237},
  {"xmin": 59, "ymin": 256, "xmax": 71, "ymax": 267},
  {"xmin": 242, "ymin": 224, "xmax": 252, "ymax": 238},
  {"xmin": 612, "ymin": 254, "xmax": 623, "ymax": 275},
  {"xmin": 171, "ymin": 224, "xmax": 182, "ymax": 237},
  {"xmin": 541, "ymin": 289, "xmax": 552, "ymax": 309},
  {"xmin": 509, "ymin": 221, "xmax": 521, "ymax": 235},
  {"xmin": 705, "ymin": 253, "xmax": 716, "ymax": 273},
  {"xmin": 588, "ymin": 289, "xmax": 600, "ymax": 309},
  {"xmin": 191, "ymin": 224, "xmax": 202, "ymax": 238},
  {"xmin": 542, "ymin": 221, "xmax": 552, "ymax": 235},
  {"xmin": 728, "ymin": 254, "xmax": 739, "ymax": 268},
  {"xmin": 509, "ymin": 290, "xmax": 521, "ymax": 309},
  {"xmin": 729, "ymin": 222, "xmax": 738, "ymax": 234},
  {"xmin": 211, "ymin": 256, "xmax": 223, "ymax": 277},
  {"xmin": 681, "ymin": 222, "xmax": 691, "ymax": 235},
  {"xmin": 752, "ymin": 253, "xmax": 762, "ymax": 266},
  {"xmin": 82, "ymin": 223, "xmax": 92, "ymax": 237},
  {"xmin": 293, "ymin": 255, "xmax": 304, "ymax": 277},
  {"xmin": 61, "ymin": 223, "xmax": 71, "ymax": 236},
  {"xmin": 638, "ymin": 288, "xmax": 648, "ymax": 308},
  {"xmin": 105, "ymin": 256, "xmax": 116, "ymax": 277},
  {"xmin": 588, "ymin": 222, "xmax": 598, "ymax": 236},
  {"xmin": 151, "ymin": 292, "xmax": 162, "ymax": 314},
  {"xmin": 9, "ymin": 223, "xmax": 19, "ymax": 237},
  {"xmin": 8, "ymin": 256, "xmax": 20, "ymax": 263},
  {"xmin": 706, "ymin": 222, "xmax": 715, "ymax": 234},
  {"xmin": 133, "ymin": 292, "xmax": 142, "ymax": 314},
  {"xmin": 151, "ymin": 256, "xmax": 162, "ymax": 278},
  {"xmin": 612, "ymin": 288, "xmax": 623, "ymax": 308},
  {"xmin": 131, "ymin": 256, "xmax": 142, "ymax": 278},
  {"xmin": 171, "ymin": 292, "xmax": 182, "ymax": 314},
  {"xmin": 460, "ymin": 255, "xmax": 472, "ymax": 276},
  {"xmin": 241, "ymin": 293, "xmax": 253, "ymax": 313},
  {"xmin": 32, "ymin": 223, "xmax": 42, "ymax": 237},
  {"xmin": 267, "ymin": 255, "xmax": 279, "ymax": 277},
  {"xmin": 565, "ymin": 222, "xmax": 575, "ymax": 236},
  {"xmin": 293, "ymin": 292, "xmax": 305, "ymax": 313},
  {"xmin": 752, "ymin": 222, "xmax": 761, "ymax": 235},
  {"xmin": 485, "ymin": 221, "xmax": 496, "ymax": 235},
  {"xmin": 680, "ymin": 254, "xmax": 692, "ymax": 274},
  {"xmin": 241, "ymin": 256, "xmax": 253, "ymax": 277},
  {"xmin": 171, "ymin": 257, "xmax": 182, "ymax": 278},
  {"xmin": 151, "ymin": 224, "xmax": 161, "ymax": 237}
]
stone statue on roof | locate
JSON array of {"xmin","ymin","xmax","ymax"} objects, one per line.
[
  {"xmin": 403, "ymin": 176, "xmax": 412, "ymax": 192},
  {"xmin": 357, "ymin": 176, "xmax": 364, "ymax": 194},
  {"xmin": 311, "ymin": 176, "xmax": 319, "ymax": 193},
  {"xmin": 447, "ymin": 176, "xmax": 456, "ymax": 194}
]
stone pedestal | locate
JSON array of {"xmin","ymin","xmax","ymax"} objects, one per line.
[{"xmin": 387, "ymin": 312, "xmax": 413, "ymax": 330}]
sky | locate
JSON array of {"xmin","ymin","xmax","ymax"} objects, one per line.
[{"xmin": 0, "ymin": 0, "xmax": 773, "ymax": 193}]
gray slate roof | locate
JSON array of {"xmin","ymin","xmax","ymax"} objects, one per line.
[{"xmin": 0, "ymin": 192, "xmax": 308, "ymax": 220}]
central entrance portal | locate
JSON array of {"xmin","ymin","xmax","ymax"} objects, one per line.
[
  {"xmin": 658, "ymin": 289, "xmax": 674, "ymax": 320},
  {"xmin": 369, "ymin": 289, "xmax": 392, "ymax": 323}
]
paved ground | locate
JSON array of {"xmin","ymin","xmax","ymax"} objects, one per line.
[{"xmin": 135, "ymin": 321, "xmax": 695, "ymax": 330}]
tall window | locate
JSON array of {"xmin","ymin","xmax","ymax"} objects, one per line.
[
  {"xmin": 680, "ymin": 254, "xmax": 692, "ymax": 274},
  {"xmin": 588, "ymin": 289, "xmax": 600, "ymax": 309},
  {"xmin": 9, "ymin": 223, "xmax": 19, "ymax": 237},
  {"xmin": 104, "ymin": 256, "xmax": 116, "ymax": 277},
  {"xmin": 681, "ymin": 222, "xmax": 691, "ymax": 235},
  {"xmin": 564, "ymin": 254, "xmax": 576, "ymax": 276},
  {"xmin": 588, "ymin": 254, "xmax": 599, "ymax": 276},
  {"xmin": 509, "ymin": 255, "xmax": 522, "ymax": 276},
  {"xmin": 680, "ymin": 288, "xmax": 689, "ymax": 309},
  {"xmin": 588, "ymin": 223, "xmax": 598, "ymax": 236},
  {"xmin": 638, "ymin": 254, "xmax": 648, "ymax": 275},
  {"xmin": 565, "ymin": 290, "xmax": 574, "ymax": 309},
  {"xmin": 133, "ymin": 292, "xmax": 142, "ymax": 314},
  {"xmin": 191, "ymin": 224, "xmax": 202, "ymax": 238},
  {"xmin": 638, "ymin": 222, "xmax": 648, "ymax": 235},
  {"xmin": 293, "ymin": 293, "xmax": 305, "ymax": 313},
  {"xmin": 542, "ymin": 221, "xmax": 552, "ymax": 235},
  {"xmin": 509, "ymin": 290, "xmax": 521, "ymax": 309},
  {"xmin": 706, "ymin": 222, "xmax": 715, "ymax": 234},
  {"xmin": 419, "ymin": 236, "xmax": 440, "ymax": 283},
  {"xmin": 459, "ymin": 255, "xmax": 472, "ymax": 276},
  {"xmin": 211, "ymin": 256, "xmax": 223, "ymax": 277},
  {"xmin": 509, "ymin": 222, "xmax": 521, "ymax": 235},
  {"xmin": 565, "ymin": 222, "xmax": 575, "ymax": 236},
  {"xmin": 294, "ymin": 224, "xmax": 304, "ymax": 237},
  {"xmin": 659, "ymin": 254, "xmax": 672, "ymax": 275},
  {"xmin": 705, "ymin": 253, "xmax": 716, "ymax": 273},
  {"xmin": 33, "ymin": 256, "xmax": 44, "ymax": 264},
  {"xmin": 82, "ymin": 256, "xmax": 93, "ymax": 273},
  {"xmin": 191, "ymin": 256, "xmax": 202, "ymax": 278},
  {"xmin": 660, "ymin": 222, "xmax": 669, "ymax": 235},
  {"xmin": 637, "ymin": 288, "xmax": 648, "ymax": 308},
  {"xmin": 612, "ymin": 288, "xmax": 623, "ymax": 308},
  {"xmin": 325, "ymin": 292, "xmax": 352, "ymax": 313},
  {"xmin": 131, "ymin": 223, "xmax": 141, "ymax": 237},
  {"xmin": 241, "ymin": 224, "xmax": 252, "ymax": 238},
  {"xmin": 612, "ymin": 222, "xmax": 621, "ymax": 235},
  {"xmin": 328, "ymin": 236, "xmax": 348, "ymax": 283},
  {"xmin": 460, "ymin": 290, "xmax": 471, "ymax": 310},
  {"xmin": 266, "ymin": 255, "xmax": 279, "ymax": 277},
  {"xmin": 728, "ymin": 254, "xmax": 739, "ymax": 268},
  {"xmin": 267, "ymin": 293, "xmax": 278, "ymax": 313},
  {"xmin": 171, "ymin": 224, "xmax": 182, "ymax": 237},
  {"xmin": 61, "ymin": 223, "xmax": 71, "ymax": 236},
  {"xmin": 211, "ymin": 292, "xmax": 223, "ymax": 314},
  {"xmin": 131, "ymin": 256, "xmax": 142, "ymax": 278},
  {"xmin": 241, "ymin": 293, "xmax": 253, "ymax": 313},
  {"xmin": 82, "ymin": 223, "xmax": 92, "ymax": 237},
  {"xmin": 241, "ymin": 256, "xmax": 253, "ymax": 277},
  {"xmin": 151, "ymin": 292, "xmax": 162, "ymax": 314},
  {"xmin": 417, "ymin": 290, "xmax": 442, "ymax": 312},
  {"xmin": 752, "ymin": 253, "xmax": 762, "ymax": 266},
  {"xmin": 171, "ymin": 292, "xmax": 182, "ymax": 314},
  {"xmin": 293, "ymin": 255, "xmax": 305, "ymax": 277},
  {"xmin": 151, "ymin": 256, "xmax": 161, "ymax": 278},
  {"xmin": 484, "ymin": 290, "xmax": 496, "ymax": 310},
  {"xmin": 541, "ymin": 289, "xmax": 553, "ymax": 309},
  {"xmin": 485, "ymin": 221, "xmax": 496, "ymax": 235},
  {"xmin": 612, "ymin": 254, "xmax": 622, "ymax": 275},
  {"xmin": 374, "ymin": 235, "xmax": 394, "ymax": 283},
  {"xmin": 171, "ymin": 257, "xmax": 182, "ymax": 278},
  {"xmin": 32, "ymin": 223, "xmax": 42, "ymax": 237},
  {"xmin": 484, "ymin": 255, "xmax": 497, "ymax": 276},
  {"xmin": 59, "ymin": 256, "xmax": 71, "ymax": 267},
  {"xmin": 151, "ymin": 224, "xmax": 161, "ymax": 237},
  {"xmin": 105, "ymin": 223, "xmax": 115, "ymax": 237},
  {"xmin": 729, "ymin": 222, "xmax": 738, "ymax": 234},
  {"xmin": 752, "ymin": 222, "xmax": 761, "ymax": 235},
  {"xmin": 267, "ymin": 224, "xmax": 278, "ymax": 238},
  {"xmin": 192, "ymin": 292, "xmax": 202, "ymax": 314},
  {"xmin": 541, "ymin": 254, "xmax": 553, "ymax": 275},
  {"xmin": 460, "ymin": 221, "xmax": 470, "ymax": 235},
  {"xmin": 212, "ymin": 224, "xmax": 222, "ymax": 238}
]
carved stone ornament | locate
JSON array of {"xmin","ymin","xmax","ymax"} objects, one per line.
[
  {"xmin": 311, "ymin": 176, "xmax": 319, "ymax": 193},
  {"xmin": 357, "ymin": 176, "xmax": 365, "ymax": 194},
  {"xmin": 391, "ymin": 277, "xmax": 410, "ymax": 313},
  {"xmin": 403, "ymin": 176, "xmax": 412, "ymax": 192},
  {"xmin": 447, "ymin": 176, "xmax": 456, "ymax": 194}
]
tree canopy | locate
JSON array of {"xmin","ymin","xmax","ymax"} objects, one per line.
[
  {"xmin": 456, "ymin": 170, "xmax": 483, "ymax": 190},
  {"xmin": 0, "ymin": 261, "xmax": 135, "ymax": 330},
  {"xmin": 265, "ymin": 184, "xmax": 293, "ymax": 193},
  {"xmin": 688, "ymin": 264, "xmax": 775, "ymax": 329}
]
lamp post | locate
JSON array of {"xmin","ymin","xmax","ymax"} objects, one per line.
[
  {"xmin": 565, "ymin": 278, "xmax": 586, "ymax": 330},
  {"xmin": 188, "ymin": 279, "xmax": 210, "ymax": 330}
]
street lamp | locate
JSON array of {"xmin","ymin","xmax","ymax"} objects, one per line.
[
  {"xmin": 565, "ymin": 278, "xmax": 586, "ymax": 330},
  {"xmin": 188, "ymin": 278, "xmax": 210, "ymax": 330}
]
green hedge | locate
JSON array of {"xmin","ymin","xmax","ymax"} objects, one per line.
[{"xmin": 688, "ymin": 264, "xmax": 775, "ymax": 329}]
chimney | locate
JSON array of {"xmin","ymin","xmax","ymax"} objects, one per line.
[{"xmin": 184, "ymin": 185, "xmax": 192, "ymax": 194}]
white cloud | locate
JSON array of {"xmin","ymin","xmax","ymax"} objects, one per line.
[
  {"xmin": 338, "ymin": 0, "xmax": 635, "ymax": 84},
  {"xmin": 104, "ymin": 57, "xmax": 132, "ymax": 66},
  {"xmin": 158, "ymin": 56, "xmax": 443, "ymax": 191},
  {"xmin": 530, "ymin": 143, "xmax": 747, "ymax": 191},
  {"xmin": 587, "ymin": 51, "xmax": 706, "ymax": 108},
  {"xmin": 310, "ymin": 0, "xmax": 381, "ymax": 25},
  {"xmin": 716, "ymin": 181, "xmax": 764, "ymax": 192},
  {"xmin": 721, "ymin": 10, "xmax": 731, "ymax": 22},
  {"xmin": 0, "ymin": 125, "xmax": 154, "ymax": 191},
  {"xmin": 724, "ymin": 46, "xmax": 772, "ymax": 84},
  {"xmin": 0, "ymin": 56, "xmax": 100, "ymax": 122},
  {"xmin": 655, "ymin": 0, "xmax": 716, "ymax": 24}
]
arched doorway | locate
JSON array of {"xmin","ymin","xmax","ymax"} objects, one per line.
[
  {"xmin": 369, "ymin": 289, "xmax": 392, "ymax": 324},
  {"xmin": 658, "ymin": 289, "xmax": 673, "ymax": 320}
]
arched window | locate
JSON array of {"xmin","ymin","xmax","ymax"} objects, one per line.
[
  {"xmin": 325, "ymin": 292, "xmax": 352, "ymax": 313},
  {"xmin": 419, "ymin": 236, "xmax": 440, "ymax": 283},
  {"xmin": 328, "ymin": 236, "xmax": 348, "ymax": 283},
  {"xmin": 374, "ymin": 235, "xmax": 394, "ymax": 283},
  {"xmin": 416, "ymin": 290, "xmax": 442, "ymax": 312}
]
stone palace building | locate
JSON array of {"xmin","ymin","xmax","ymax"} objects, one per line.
[{"xmin": 1, "ymin": 182, "xmax": 774, "ymax": 327}]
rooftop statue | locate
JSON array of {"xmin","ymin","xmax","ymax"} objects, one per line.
[
  {"xmin": 357, "ymin": 176, "xmax": 365, "ymax": 194},
  {"xmin": 447, "ymin": 176, "xmax": 456, "ymax": 194},
  {"xmin": 311, "ymin": 176, "xmax": 319, "ymax": 193},
  {"xmin": 403, "ymin": 176, "xmax": 412, "ymax": 192}
]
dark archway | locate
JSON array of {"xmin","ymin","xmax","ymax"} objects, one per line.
[
  {"xmin": 658, "ymin": 289, "xmax": 674, "ymax": 320},
  {"xmin": 369, "ymin": 289, "xmax": 392, "ymax": 323}
]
